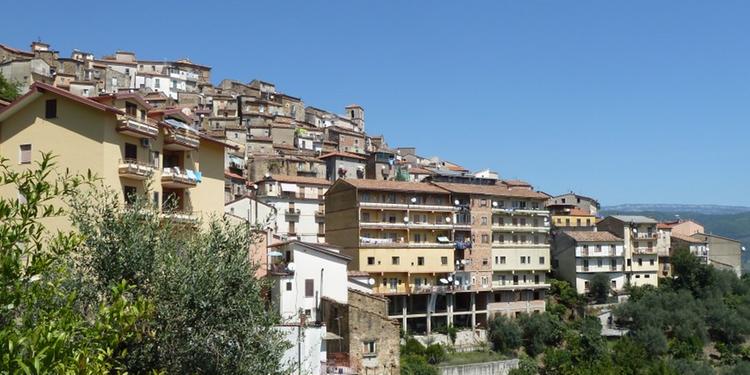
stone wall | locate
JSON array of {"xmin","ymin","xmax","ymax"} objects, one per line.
[{"xmin": 438, "ymin": 359, "xmax": 519, "ymax": 375}]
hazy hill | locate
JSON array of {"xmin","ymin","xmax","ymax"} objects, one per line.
[{"xmin": 601, "ymin": 204, "xmax": 750, "ymax": 272}]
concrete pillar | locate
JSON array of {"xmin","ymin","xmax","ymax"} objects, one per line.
[
  {"xmin": 401, "ymin": 295, "xmax": 407, "ymax": 332},
  {"xmin": 447, "ymin": 294, "xmax": 454, "ymax": 326},
  {"xmin": 426, "ymin": 313, "xmax": 431, "ymax": 334},
  {"xmin": 470, "ymin": 293, "xmax": 476, "ymax": 328}
]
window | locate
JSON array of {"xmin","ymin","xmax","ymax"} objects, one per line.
[
  {"xmin": 363, "ymin": 340, "xmax": 377, "ymax": 356},
  {"xmin": 152, "ymin": 192, "xmax": 159, "ymax": 208},
  {"xmin": 482, "ymin": 258, "xmax": 488, "ymax": 266},
  {"xmin": 645, "ymin": 274, "xmax": 650, "ymax": 278},
  {"xmin": 611, "ymin": 280, "xmax": 617, "ymax": 288},
  {"xmin": 481, "ymin": 234, "xmax": 489, "ymax": 243},
  {"xmin": 576, "ymin": 218, "xmax": 581, "ymax": 226},
  {"xmin": 494, "ymin": 256, "xmax": 498, "ymax": 264},
  {"xmin": 392, "ymin": 256, "xmax": 400, "ymax": 265},
  {"xmin": 597, "ymin": 259, "xmax": 603, "ymax": 267},
  {"xmin": 125, "ymin": 102, "xmax": 138, "ymax": 117},
  {"xmin": 650, "ymin": 259, "xmax": 655, "ymax": 266},
  {"xmin": 417, "ymin": 257, "xmax": 424, "ymax": 266},
  {"xmin": 155, "ymin": 78, "xmax": 160, "ymax": 88},
  {"xmin": 635, "ymin": 275, "xmax": 641, "ymax": 279},
  {"xmin": 441, "ymin": 256, "xmax": 448, "ymax": 265},
  {"xmin": 534, "ymin": 275, "xmax": 540, "ymax": 284},
  {"xmin": 500, "ymin": 256, "xmax": 506, "ymax": 264},
  {"xmin": 539, "ymin": 256, "xmax": 545, "ymax": 265},
  {"xmin": 584, "ymin": 281, "xmax": 590, "ymax": 290},
  {"xmin": 286, "ymin": 282, "xmax": 292, "ymax": 291},
  {"xmin": 521, "ymin": 256, "xmax": 526, "ymax": 264},
  {"xmin": 123, "ymin": 186, "xmax": 136, "ymax": 205},
  {"xmin": 19, "ymin": 144, "xmax": 32, "ymax": 164},
  {"xmin": 45, "ymin": 99, "xmax": 57, "ymax": 118},
  {"xmin": 124, "ymin": 143, "xmax": 137, "ymax": 160},
  {"xmin": 481, "ymin": 216, "xmax": 488, "ymax": 225},
  {"xmin": 305, "ymin": 279, "xmax": 314, "ymax": 297},
  {"xmin": 367, "ymin": 257, "xmax": 375, "ymax": 265},
  {"xmin": 150, "ymin": 151, "xmax": 160, "ymax": 167},
  {"xmin": 480, "ymin": 199, "xmax": 487, "ymax": 207},
  {"xmin": 638, "ymin": 258, "xmax": 643, "ymax": 266}
]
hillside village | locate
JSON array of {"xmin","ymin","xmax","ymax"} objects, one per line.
[{"xmin": 0, "ymin": 40, "xmax": 744, "ymax": 375}]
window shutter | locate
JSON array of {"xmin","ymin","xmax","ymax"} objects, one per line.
[{"xmin": 305, "ymin": 279, "xmax": 314, "ymax": 297}]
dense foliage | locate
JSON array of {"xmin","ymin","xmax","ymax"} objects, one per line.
[
  {"xmin": 506, "ymin": 248, "xmax": 750, "ymax": 374},
  {"xmin": 0, "ymin": 72, "xmax": 20, "ymax": 100},
  {"xmin": 68, "ymin": 186, "xmax": 291, "ymax": 374},
  {"xmin": 0, "ymin": 154, "xmax": 148, "ymax": 373}
]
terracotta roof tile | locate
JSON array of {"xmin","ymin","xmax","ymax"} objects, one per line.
[
  {"xmin": 430, "ymin": 181, "xmax": 548, "ymax": 199},
  {"xmin": 562, "ymin": 231, "xmax": 623, "ymax": 242},
  {"xmin": 318, "ymin": 151, "xmax": 366, "ymax": 160},
  {"xmin": 257, "ymin": 174, "xmax": 331, "ymax": 186},
  {"xmin": 341, "ymin": 179, "xmax": 450, "ymax": 194}
]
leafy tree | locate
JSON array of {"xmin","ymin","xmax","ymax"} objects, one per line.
[
  {"xmin": 634, "ymin": 326, "xmax": 669, "ymax": 358},
  {"xmin": 0, "ymin": 71, "xmax": 20, "ymax": 100},
  {"xmin": 611, "ymin": 337, "xmax": 648, "ymax": 375},
  {"xmin": 69, "ymin": 187, "xmax": 290, "ymax": 374},
  {"xmin": 589, "ymin": 273, "xmax": 611, "ymax": 303},
  {"xmin": 0, "ymin": 153, "xmax": 148, "ymax": 373},
  {"xmin": 400, "ymin": 354, "xmax": 438, "ymax": 375},
  {"xmin": 489, "ymin": 315, "xmax": 522, "ymax": 353},
  {"xmin": 402, "ymin": 337, "xmax": 427, "ymax": 356},
  {"xmin": 518, "ymin": 312, "xmax": 565, "ymax": 357}
]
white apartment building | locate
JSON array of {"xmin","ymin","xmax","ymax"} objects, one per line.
[
  {"xmin": 553, "ymin": 231, "xmax": 627, "ymax": 294},
  {"xmin": 597, "ymin": 216, "xmax": 661, "ymax": 287},
  {"xmin": 254, "ymin": 174, "xmax": 330, "ymax": 243}
]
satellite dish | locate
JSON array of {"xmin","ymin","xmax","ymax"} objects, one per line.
[
  {"xmin": 447, "ymin": 276, "xmax": 453, "ymax": 282},
  {"xmin": 403, "ymin": 217, "xmax": 409, "ymax": 222},
  {"xmin": 287, "ymin": 262, "xmax": 296, "ymax": 272},
  {"xmin": 368, "ymin": 278, "xmax": 375, "ymax": 285},
  {"xmin": 445, "ymin": 217, "xmax": 452, "ymax": 223},
  {"xmin": 411, "ymin": 197, "xmax": 417, "ymax": 203},
  {"xmin": 454, "ymin": 199, "xmax": 460, "ymax": 205},
  {"xmin": 454, "ymin": 280, "xmax": 459, "ymax": 286},
  {"xmin": 439, "ymin": 278, "xmax": 448, "ymax": 284},
  {"xmin": 742, "ymin": 246, "xmax": 747, "ymax": 252},
  {"xmin": 492, "ymin": 201, "xmax": 498, "ymax": 207},
  {"xmin": 633, "ymin": 228, "xmax": 638, "ymax": 233}
]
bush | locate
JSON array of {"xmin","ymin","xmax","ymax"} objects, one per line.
[
  {"xmin": 424, "ymin": 344, "xmax": 447, "ymax": 365},
  {"xmin": 589, "ymin": 274, "xmax": 611, "ymax": 304},
  {"xmin": 518, "ymin": 312, "xmax": 565, "ymax": 357},
  {"xmin": 489, "ymin": 315, "xmax": 522, "ymax": 353},
  {"xmin": 401, "ymin": 354, "xmax": 438, "ymax": 375}
]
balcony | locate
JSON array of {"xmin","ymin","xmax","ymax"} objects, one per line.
[
  {"xmin": 164, "ymin": 129, "xmax": 200, "ymax": 151},
  {"xmin": 285, "ymin": 209, "xmax": 300, "ymax": 222},
  {"xmin": 315, "ymin": 211, "xmax": 325, "ymax": 223},
  {"xmin": 359, "ymin": 201, "xmax": 457, "ymax": 212},
  {"xmin": 492, "ymin": 207, "xmax": 550, "ymax": 216},
  {"xmin": 633, "ymin": 233, "xmax": 657, "ymax": 240},
  {"xmin": 360, "ymin": 221, "xmax": 407, "ymax": 229},
  {"xmin": 161, "ymin": 168, "xmax": 199, "ymax": 188},
  {"xmin": 487, "ymin": 300, "xmax": 546, "ymax": 314},
  {"xmin": 408, "ymin": 221, "xmax": 453, "ymax": 230},
  {"xmin": 490, "ymin": 282, "xmax": 551, "ymax": 291},
  {"xmin": 576, "ymin": 247, "xmax": 622, "ymax": 257},
  {"xmin": 118, "ymin": 159, "xmax": 155, "ymax": 180},
  {"xmin": 359, "ymin": 239, "xmax": 454, "ymax": 249},
  {"xmin": 453, "ymin": 222, "xmax": 471, "ymax": 231},
  {"xmin": 116, "ymin": 115, "xmax": 159, "ymax": 138},
  {"xmin": 491, "ymin": 224, "xmax": 549, "ymax": 233},
  {"xmin": 633, "ymin": 247, "xmax": 657, "ymax": 255},
  {"xmin": 492, "ymin": 243, "xmax": 549, "ymax": 249},
  {"xmin": 161, "ymin": 210, "xmax": 198, "ymax": 225}
]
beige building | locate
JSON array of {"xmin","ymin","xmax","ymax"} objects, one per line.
[
  {"xmin": 0, "ymin": 83, "xmax": 231, "ymax": 230},
  {"xmin": 596, "ymin": 216, "xmax": 661, "ymax": 287},
  {"xmin": 325, "ymin": 179, "xmax": 551, "ymax": 334}
]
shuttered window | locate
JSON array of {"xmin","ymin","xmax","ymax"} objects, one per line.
[
  {"xmin": 304, "ymin": 279, "xmax": 314, "ymax": 297},
  {"xmin": 45, "ymin": 99, "xmax": 57, "ymax": 118}
]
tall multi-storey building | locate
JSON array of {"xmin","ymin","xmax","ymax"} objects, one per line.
[
  {"xmin": 552, "ymin": 231, "xmax": 626, "ymax": 294},
  {"xmin": 596, "ymin": 216, "xmax": 661, "ymax": 287},
  {"xmin": 254, "ymin": 174, "xmax": 330, "ymax": 243},
  {"xmin": 0, "ymin": 83, "xmax": 231, "ymax": 230},
  {"xmin": 325, "ymin": 179, "xmax": 551, "ymax": 334}
]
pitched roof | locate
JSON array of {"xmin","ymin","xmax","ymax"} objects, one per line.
[
  {"xmin": 671, "ymin": 233, "xmax": 706, "ymax": 244},
  {"xmin": 409, "ymin": 167, "xmax": 435, "ymax": 175},
  {"xmin": 0, "ymin": 82, "xmax": 124, "ymax": 121},
  {"xmin": 269, "ymin": 240, "xmax": 351, "ymax": 262},
  {"xmin": 608, "ymin": 215, "xmax": 658, "ymax": 224},
  {"xmin": 318, "ymin": 151, "xmax": 366, "ymax": 160},
  {"xmin": 340, "ymin": 179, "xmax": 450, "ymax": 194},
  {"xmin": 567, "ymin": 208, "xmax": 595, "ymax": 217},
  {"xmin": 563, "ymin": 231, "xmax": 623, "ymax": 242},
  {"xmin": 258, "ymin": 174, "xmax": 331, "ymax": 186},
  {"xmin": 430, "ymin": 181, "xmax": 548, "ymax": 199}
]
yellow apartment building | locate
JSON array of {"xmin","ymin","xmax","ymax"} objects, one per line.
[{"xmin": 0, "ymin": 83, "xmax": 232, "ymax": 231}]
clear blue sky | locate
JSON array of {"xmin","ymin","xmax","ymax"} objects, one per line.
[{"xmin": 5, "ymin": 1, "xmax": 749, "ymax": 206}]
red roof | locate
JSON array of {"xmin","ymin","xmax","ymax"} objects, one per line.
[
  {"xmin": 318, "ymin": 151, "xmax": 366, "ymax": 160},
  {"xmin": 0, "ymin": 82, "xmax": 124, "ymax": 120}
]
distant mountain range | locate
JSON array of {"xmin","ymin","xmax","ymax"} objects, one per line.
[
  {"xmin": 601, "ymin": 204, "xmax": 750, "ymax": 272},
  {"xmin": 602, "ymin": 204, "xmax": 750, "ymax": 216}
]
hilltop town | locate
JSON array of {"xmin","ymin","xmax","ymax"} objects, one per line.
[{"xmin": 0, "ymin": 40, "xmax": 745, "ymax": 375}]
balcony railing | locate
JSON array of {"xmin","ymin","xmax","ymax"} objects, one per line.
[
  {"xmin": 492, "ymin": 207, "xmax": 550, "ymax": 216},
  {"xmin": 359, "ymin": 201, "xmax": 457, "ymax": 212},
  {"xmin": 161, "ymin": 168, "xmax": 199, "ymax": 188},
  {"xmin": 633, "ymin": 233, "xmax": 657, "ymax": 240},
  {"xmin": 633, "ymin": 247, "xmax": 656, "ymax": 255},
  {"xmin": 164, "ymin": 129, "xmax": 200, "ymax": 150},
  {"xmin": 116, "ymin": 115, "xmax": 159, "ymax": 138},
  {"xmin": 315, "ymin": 211, "xmax": 325, "ymax": 223},
  {"xmin": 161, "ymin": 210, "xmax": 198, "ymax": 224},
  {"xmin": 118, "ymin": 159, "xmax": 155, "ymax": 180},
  {"xmin": 359, "ymin": 239, "xmax": 454, "ymax": 248},
  {"xmin": 491, "ymin": 224, "xmax": 549, "ymax": 233},
  {"xmin": 285, "ymin": 209, "xmax": 300, "ymax": 222}
]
